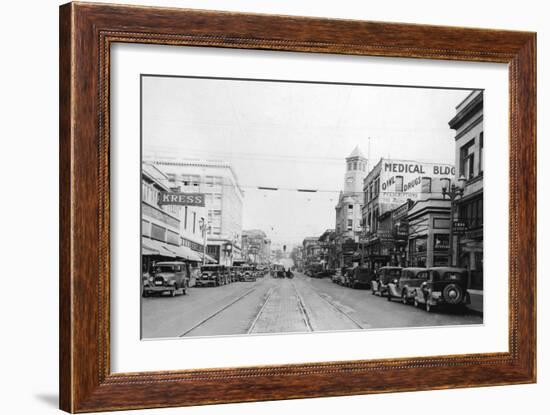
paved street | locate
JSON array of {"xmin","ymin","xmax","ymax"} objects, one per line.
[{"xmin": 142, "ymin": 272, "xmax": 482, "ymax": 339}]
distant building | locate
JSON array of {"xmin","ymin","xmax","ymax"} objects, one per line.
[
  {"xmin": 302, "ymin": 237, "xmax": 321, "ymax": 266},
  {"xmin": 318, "ymin": 229, "xmax": 337, "ymax": 270},
  {"xmin": 242, "ymin": 229, "xmax": 271, "ymax": 264},
  {"xmin": 449, "ymin": 90, "xmax": 484, "ymax": 289},
  {"xmin": 334, "ymin": 146, "xmax": 367, "ymax": 267},
  {"xmin": 147, "ymin": 157, "xmax": 244, "ymax": 265}
]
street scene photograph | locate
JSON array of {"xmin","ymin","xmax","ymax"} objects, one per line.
[{"xmin": 140, "ymin": 75, "xmax": 484, "ymax": 339}]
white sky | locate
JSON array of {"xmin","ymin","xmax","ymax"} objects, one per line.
[{"xmin": 142, "ymin": 76, "xmax": 472, "ymax": 247}]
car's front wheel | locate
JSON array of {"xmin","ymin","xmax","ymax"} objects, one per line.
[{"xmin": 401, "ymin": 290, "xmax": 408, "ymax": 304}]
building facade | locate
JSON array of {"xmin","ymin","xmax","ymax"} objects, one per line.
[
  {"xmin": 146, "ymin": 157, "xmax": 244, "ymax": 265},
  {"xmin": 242, "ymin": 229, "xmax": 272, "ymax": 264},
  {"xmin": 141, "ymin": 164, "xmax": 204, "ymax": 275},
  {"xmin": 407, "ymin": 198, "xmax": 452, "ymax": 267},
  {"xmin": 302, "ymin": 237, "xmax": 321, "ymax": 267},
  {"xmin": 334, "ymin": 146, "xmax": 367, "ymax": 267},
  {"xmin": 449, "ymin": 90, "xmax": 484, "ymax": 289},
  {"xmin": 361, "ymin": 158, "xmax": 455, "ymax": 269}
]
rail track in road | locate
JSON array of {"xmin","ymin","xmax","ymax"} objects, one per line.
[
  {"xmin": 246, "ymin": 287, "xmax": 275, "ymax": 334},
  {"xmin": 308, "ymin": 285, "xmax": 367, "ymax": 330},
  {"xmin": 178, "ymin": 286, "xmax": 258, "ymax": 337},
  {"xmin": 292, "ymin": 281, "xmax": 314, "ymax": 332}
]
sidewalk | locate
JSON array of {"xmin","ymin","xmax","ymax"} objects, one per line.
[{"xmin": 467, "ymin": 289, "xmax": 483, "ymax": 315}]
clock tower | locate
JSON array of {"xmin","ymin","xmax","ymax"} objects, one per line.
[{"xmin": 344, "ymin": 146, "xmax": 367, "ymax": 195}]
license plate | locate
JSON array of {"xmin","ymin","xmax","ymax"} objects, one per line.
[{"xmin": 155, "ymin": 281, "xmax": 163, "ymax": 286}]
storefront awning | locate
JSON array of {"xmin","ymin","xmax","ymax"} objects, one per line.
[
  {"xmin": 171, "ymin": 245, "xmax": 203, "ymax": 262},
  {"xmin": 202, "ymin": 253, "xmax": 217, "ymax": 264},
  {"xmin": 142, "ymin": 238, "xmax": 176, "ymax": 258}
]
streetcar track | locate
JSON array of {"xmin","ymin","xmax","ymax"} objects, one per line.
[
  {"xmin": 291, "ymin": 281, "xmax": 314, "ymax": 332},
  {"xmin": 309, "ymin": 284, "xmax": 368, "ymax": 329},
  {"xmin": 179, "ymin": 286, "xmax": 258, "ymax": 337},
  {"xmin": 246, "ymin": 287, "xmax": 275, "ymax": 334}
]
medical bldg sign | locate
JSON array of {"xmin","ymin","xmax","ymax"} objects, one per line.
[
  {"xmin": 157, "ymin": 192, "xmax": 205, "ymax": 207},
  {"xmin": 376, "ymin": 160, "xmax": 455, "ymax": 206}
]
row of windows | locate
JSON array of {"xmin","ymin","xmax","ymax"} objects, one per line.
[
  {"xmin": 347, "ymin": 161, "xmax": 366, "ymax": 172},
  {"xmin": 459, "ymin": 197, "xmax": 483, "ymax": 229}
]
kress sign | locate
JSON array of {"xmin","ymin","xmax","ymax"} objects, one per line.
[{"xmin": 157, "ymin": 192, "xmax": 205, "ymax": 207}]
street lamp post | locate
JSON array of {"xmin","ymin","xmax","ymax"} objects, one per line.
[
  {"xmin": 441, "ymin": 175, "xmax": 466, "ymax": 266},
  {"xmin": 199, "ymin": 218, "xmax": 209, "ymax": 266}
]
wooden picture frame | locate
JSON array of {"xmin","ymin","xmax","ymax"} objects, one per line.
[{"xmin": 59, "ymin": 2, "xmax": 536, "ymax": 412}]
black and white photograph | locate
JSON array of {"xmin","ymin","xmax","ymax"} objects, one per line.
[{"xmin": 140, "ymin": 75, "xmax": 484, "ymax": 339}]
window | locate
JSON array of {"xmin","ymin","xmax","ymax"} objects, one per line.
[
  {"xmin": 374, "ymin": 177, "xmax": 380, "ymax": 196},
  {"xmin": 459, "ymin": 196, "xmax": 483, "ymax": 228},
  {"xmin": 348, "ymin": 204, "xmax": 353, "ymax": 210},
  {"xmin": 150, "ymin": 223, "xmax": 166, "ymax": 241},
  {"xmin": 141, "ymin": 220, "xmax": 149, "ymax": 236},
  {"xmin": 347, "ymin": 219, "xmax": 353, "ymax": 231},
  {"xmin": 352, "ymin": 161, "xmax": 357, "ymax": 170},
  {"xmin": 395, "ymin": 176, "xmax": 403, "ymax": 192},
  {"xmin": 433, "ymin": 218, "xmax": 451, "ymax": 229},
  {"xmin": 421, "ymin": 177, "xmax": 432, "ymax": 193},
  {"xmin": 460, "ymin": 139, "xmax": 476, "ymax": 180},
  {"xmin": 479, "ymin": 132, "xmax": 484, "ymax": 175},
  {"xmin": 184, "ymin": 206, "xmax": 188, "ymax": 230},
  {"xmin": 167, "ymin": 230, "xmax": 179, "ymax": 245}
]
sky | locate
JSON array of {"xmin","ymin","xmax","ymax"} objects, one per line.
[{"xmin": 142, "ymin": 76, "xmax": 472, "ymax": 247}]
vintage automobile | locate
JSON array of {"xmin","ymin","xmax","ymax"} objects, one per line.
[
  {"xmin": 303, "ymin": 263, "xmax": 322, "ymax": 277},
  {"xmin": 371, "ymin": 266, "xmax": 403, "ymax": 296},
  {"xmin": 312, "ymin": 269, "xmax": 333, "ymax": 278},
  {"xmin": 331, "ymin": 268, "xmax": 344, "ymax": 285},
  {"xmin": 240, "ymin": 266, "xmax": 257, "ymax": 282},
  {"xmin": 346, "ymin": 266, "xmax": 375, "ymax": 289},
  {"xmin": 228, "ymin": 266, "xmax": 240, "ymax": 283},
  {"xmin": 387, "ymin": 267, "xmax": 427, "ymax": 303},
  {"xmin": 143, "ymin": 261, "xmax": 189, "ymax": 297},
  {"xmin": 412, "ymin": 267, "xmax": 471, "ymax": 312},
  {"xmin": 196, "ymin": 265, "xmax": 228, "ymax": 287}
]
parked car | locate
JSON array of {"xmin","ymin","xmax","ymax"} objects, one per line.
[
  {"xmin": 228, "ymin": 266, "xmax": 240, "ymax": 283},
  {"xmin": 240, "ymin": 266, "xmax": 257, "ymax": 282},
  {"xmin": 143, "ymin": 261, "xmax": 189, "ymax": 297},
  {"xmin": 371, "ymin": 266, "xmax": 402, "ymax": 296},
  {"xmin": 331, "ymin": 268, "xmax": 344, "ymax": 284},
  {"xmin": 305, "ymin": 263, "xmax": 323, "ymax": 277},
  {"xmin": 347, "ymin": 266, "xmax": 375, "ymax": 289},
  {"xmin": 196, "ymin": 265, "xmax": 228, "ymax": 287},
  {"xmin": 412, "ymin": 267, "xmax": 471, "ymax": 312},
  {"xmin": 313, "ymin": 269, "xmax": 333, "ymax": 278},
  {"xmin": 387, "ymin": 267, "xmax": 427, "ymax": 303}
]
